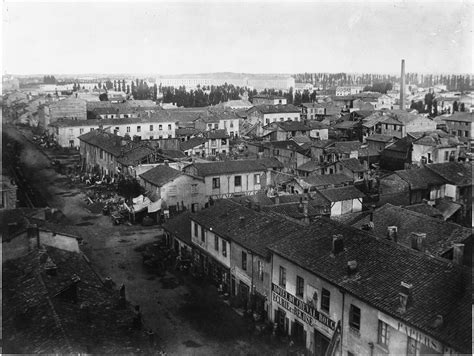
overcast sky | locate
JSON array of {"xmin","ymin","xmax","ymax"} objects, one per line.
[{"xmin": 2, "ymin": 1, "xmax": 472, "ymax": 75}]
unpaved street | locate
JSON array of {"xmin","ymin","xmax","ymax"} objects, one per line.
[{"xmin": 4, "ymin": 124, "xmax": 288, "ymax": 355}]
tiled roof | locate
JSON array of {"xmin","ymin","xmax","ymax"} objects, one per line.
[
  {"xmin": 274, "ymin": 192, "xmax": 330, "ymax": 208},
  {"xmin": 205, "ymin": 129, "xmax": 229, "ymax": 139},
  {"xmin": 261, "ymin": 202, "xmax": 324, "ymax": 219},
  {"xmin": 252, "ymin": 104, "xmax": 301, "ymax": 114},
  {"xmin": 441, "ymin": 112, "xmax": 473, "ymax": 123},
  {"xmin": 334, "ymin": 141, "xmax": 362, "ymax": 153},
  {"xmin": 162, "ymin": 211, "xmax": 192, "ymax": 245},
  {"xmin": 382, "ymin": 136, "xmax": 414, "ymax": 153},
  {"xmin": 403, "ymin": 203, "xmax": 444, "ymax": 219},
  {"xmin": 310, "ymin": 139, "xmax": 335, "ymax": 149},
  {"xmin": 307, "ymin": 121, "xmax": 330, "ymax": 129},
  {"xmin": 176, "ymin": 127, "xmax": 200, "ymax": 136},
  {"xmin": 301, "ymin": 173, "xmax": 353, "ymax": 188},
  {"xmin": 366, "ymin": 134, "xmax": 395, "ymax": 142},
  {"xmin": 395, "ymin": 167, "xmax": 446, "ymax": 190},
  {"xmin": 180, "ymin": 137, "xmax": 207, "ymax": 151},
  {"xmin": 189, "ymin": 158, "xmax": 283, "ymax": 176},
  {"xmin": 191, "ymin": 199, "xmax": 299, "ymax": 257},
  {"xmin": 268, "ymin": 217, "xmax": 471, "ymax": 353},
  {"xmin": 139, "ymin": 165, "xmax": 183, "ymax": 187},
  {"xmin": 253, "ymin": 94, "xmax": 286, "ymax": 100},
  {"xmin": 319, "ymin": 185, "xmax": 365, "ymax": 202},
  {"xmin": 425, "ymin": 162, "xmax": 472, "ymax": 186},
  {"xmin": 3, "ymin": 245, "xmax": 145, "ymax": 354},
  {"xmin": 353, "ymin": 204, "xmax": 472, "ymax": 256},
  {"xmin": 297, "ymin": 161, "xmax": 322, "ymax": 172},
  {"xmin": 86, "ymin": 100, "xmax": 157, "ymax": 110},
  {"xmin": 230, "ymin": 192, "xmax": 274, "ymax": 206},
  {"xmin": 333, "ymin": 120, "xmax": 359, "ymax": 129},
  {"xmin": 414, "ymin": 133, "xmax": 461, "ymax": 147},
  {"xmin": 274, "ymin": 121, "xmax": 312, "ymax": 132},
  {"xmin": 263, "ymin": 140, "xmax": 310, "ymax": 156},
  {"xmin": 339, "ymin": 158, "xmax": 366, "ymax": 172},
  {"xmin": 77, "ymin": 130, "xmax": 123, "ymax": 156}
]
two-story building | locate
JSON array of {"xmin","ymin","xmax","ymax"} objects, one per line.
[
  {"xmin": 261, "ymin": 121, "xmax": 313, "ymax": 141},
  {"xmin": 252, "ymin": 94, "xmax": 287, "ymax": 105},
  {"xmin": 260, "ymin": 140, "xmax": 311, "ymax": 174},
  {"xmin": 411, "ymin": 132, "xmax": 462, "ymax": 166},
  {"xmin": 267, "ymin": 218, "xmax": 470, "ymax": 356},
  {"xmin": 440, "ymin": 112, "xmax": 473, "ymax": 152},
  {"xmin": 139, "ymin": 164, "xmax": 206, "ymax": 213},
  {"xmin": 318, "ymin": 185, "xmax": 365, "ymax": 216},
  {"xmin": 182, "ymin": 158, "xmax": 283, "ymax": 199},
  {"xmin": 47, "ymin": 97, "xmax": 87, "ymax": 123},
  {"xmin": 378, "ymin": 111, "xmax": 437, "ymax": 138},
  {"xmin": 244, "ymin": 104, "xmax": 301, "ymax": 137}
]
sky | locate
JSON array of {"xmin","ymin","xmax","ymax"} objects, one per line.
[{"xmin": 2, "ymin": 1, "xmax": 472, "ymax": 75}]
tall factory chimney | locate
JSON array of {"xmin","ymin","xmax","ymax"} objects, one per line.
[{"xmin": 400, "ymin": 59, "xmax": 406, "ymax": 110}]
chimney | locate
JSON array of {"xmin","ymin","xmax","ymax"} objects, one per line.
[
  {"xmin": 274, "ymin": 193, "xmax": 280, "ymax": 205},
  {"xmin": 400, "ymin": 59, "xmax": 406, "ymax": 110},
  {"xmin": 387, "ymin": 226, "xmax": 398, "ymax": 242},
  {"xmin": 432, "ymin": 314, "xmax": 444, "ymax": 329},
  {"xmin": 410, "ymin": 232, "xmax": 426, "ymax": 251},
  {"xmin": 27, "ymin": 224, "xmax": 40, "ymax": 248},
  {"xmin": 452, "ymin": 243, "xmax": 465, "ymax": 265},
  {"xmin": 347, "ymin": 260, "xmax": 358, "ymax": 275},
  {"xmin": 398, "ymin": 281, "xmax": 413, "ymax": 313},
  {"xmin": 332, "ymin": 234, "xmax": 344, "ymax": 255},
  {"xmin": 302, "ymin": 199, "xmax": 308, "ymax": 218},
  {"xmin": 164, "ymin": 160, "xmax": 169, "ymax": 166}
]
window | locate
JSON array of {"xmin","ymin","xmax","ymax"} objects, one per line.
[
  {"xmin": 230, "ymin": 121, "xmax": 234, "ymax": 128},
  {"xmin": 149, "ymin": 136, "xmax": 153, "ymax": 140},
  {"xmin": 126, "ymin": 126, "xmax": 130, "ymax": 133},
  {"xmin": 150, "ymin": 125, "xmax": 153, "ymax": 131},
  {"xmin": 444, "ymin": 151, "xmax": 449, "ymax": 161},
  {"xmin": 221, "ymin": 139, "xmax": 227, "ymax": 145},
  {"xmin": 214, "ymin": 235, "xmax": 219, "ymax": 251},
  {"xmin": 321, "ymin": 288, "xmax": 330, "ymax": 313},
  {"xmin": 222, "ymin": 240, "xmax": 227, "ymax": 257},
  {"xmin": 194, "ymin": 222, "xmax": 198, "ymax": 237},
  {"xmin": 99, "ymin": 149, "xmax": 104, "ymax": 159},
  {"xmin": 349, "ymin": 304, "xmax": 361, "ymax": 331},
  {"xmin": 137, "ymin": 126, "xmax": 141, "ymax": 132},
  {"xmin": 201, "ymin": 226, "xmax": 205, "ymax": 242},
  {"xmin": 234, "ymin": 175, "xmax": 242, "ymax": 187},
  {"xmin": 296, "ymin": 276, "xmax": 304, "ymax": 297},
  {"xmin": 242, "ymin": 251, "xmax": 247, "ymax": 271},
  {"xmin": 159, "ymin": 124, "xmax": 163, "ymax": 130},
  {"xmin": 90, "ymin": 128, "xmax": 94, "ymax": 132},
  {"xmin": 407, "ymin": 336, "xmax": 420, "ymax": 356},
  {"xmin": 211, "ymin": 139, "xmax": 216, "ymax": 147},
  {"xmin": 280, "ymin": 117, "xmax": 284, "ymax": 122},
  {"xmin": 214, "ymin": 124, "xmax": 218, "ymax": 129},
  {"xmin": 79, "ymin": 128, "xmax": 84, "ymax": 134},
  {"xmin": 377, "ymin": 320, "xmax": 389, "ymax": 346},
  {"xmin": 279, "ymin": 266, "xmax": 286, "ymax": 287},
  {"xmin": 212, "ymin": 177, "xmax": 220, "ymax": 189},
  {"xmin": 265, "ymin": 118, "xmax": 270, "ymax": 124},
  {"xmin": 257, "ymin": 260, "xmax": 264, "ymax": 281},
  {"xmin": 115, "ymin": 127, "xmax": 119, "ymax": 132},
  {"xmin": 208, "ymin": 124, "xmax": 213, "ymax": 129},
  {"xmin": 457, "ymin": 130, "xmax": 462, "ymax": 136},
  {"xmin": 465, "ymin": 131, "xmax": 469, "ymax": 137},
  {"xmin": 168, "ymin": 124, "xmax": 172, "ymax": 130},
  {"xmin": 254, "ymin": 174, "xmax": 260, "ymax": 184}
]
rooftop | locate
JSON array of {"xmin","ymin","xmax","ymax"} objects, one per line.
[
  {"xmin": 319, "ymin": 185, "xmax": 365, "ymax": 202},
  {"xmin": 186, "ymin": 157, "xmax": 283, "ymax": 176},
  {"xmin": 338, "ymin": 157, "xmax": 366, "ymax": 172},
  {"xmin": 425, "ymin": 162, "xmax": 473, "ymax": 187},
  {"xmin": 139, "ymin": 164, "xmax": 183, "ymax": 187},
  {"xmin": 162, "ymin": 211, "xmax": 192, "ymax": 245},
  {"xmin": 268, "ymin": 217, "xmax": 471, "ymax": 353},
  {"xmin": 271, "ymin": 121, "xmax": 312, "ymax": 132},
  {"xmin": 440, "ymin": 112, "xmax": 473, "ymax": 123},
  {"xmin": 180, "ymin": 137, "xmax": 208, "ymax": 151},
  {"xmin": 353, "ymin": 204, "xmax": 472, "ymax": 257},
  {"xmin": 251, "ymin": 104, "xmax": 301, "ymax": 114},
  {"xmin": 300, "ymin": 173, "xmax": 353, "ymax": 188},
  {"xmin": 395, "ymin": 167, "xmax": 447, "ymax": 190},
  {"xmin": 366, "ymin": 134, "xmax": 396, "ymax": 142}
]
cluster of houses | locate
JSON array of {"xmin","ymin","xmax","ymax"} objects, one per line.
[{"xmin": 3, "ymin": 82, "xmax": 473, "ymax": 355}]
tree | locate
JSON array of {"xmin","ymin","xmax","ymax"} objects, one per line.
[
  {"xmin": 453, "ymin": 101, "xmax": 459, "ymax": 112},
  {"xmin": 460, "ymin": 103, "xmax": 465, "ymax": 112},
  {"xmin": 99, "ymin": 93, "xmax": 108, "ymax": 101},
  {"xmin": 153, "ymin": 84, "xmax": 158, "ymax": 101},
  {"xmin": 105, "ymin": 80, "xmax": 113, "ymax": 90}
]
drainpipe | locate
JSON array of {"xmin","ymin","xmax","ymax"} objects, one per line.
[
  {"xmin": 340, "ymin": 289, "xmax": 345, "ymax": 356},
  {"xmin": 250, "ymin": 252, "xmax": 254, "ymax": 314}
]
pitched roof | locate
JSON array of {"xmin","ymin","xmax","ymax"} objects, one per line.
[
  {"xmin": 273, "ymin": 121, "xmax": 312, "ymax": 132},
  {"xmin": 403, "ymin": 203, "xmax": 444, "ymax": 219},
  {"xmin": 77, "ymin": 130, "xmax": 123, "ymax": 156},
  {"xmin": 333, "ymin": 120, "xmax": 359, "ymax": 129},
  {"xmin": 188, "ymin": 158, "xmax": 283, "ymax": 176},
  {"xmin": 191, "ymin": 199, "xmax": 299, "ymax": 257},
  {"xmin": 300, "ymin": 173, "xmax": 353, "ymax": 188},
  {"xmin": 297, "ymin": 160, "xmax": 322, "ymax": 172},
  {"xmin": 180, "ymin": 137, "xmax": 207, "ymax": 151},
  {"xmin": 339, "ymin": 158, "xmax": 366, "ymax": 172},
  {"xmin": 353, "ymin": 204, "xmax": 472, "ymax": 256},
  {"xmin": 205, "ymin": 129, "xmax": 229, "ymax": 139},
  {"xmin": 382, "ymin": 136, "xmax": 414, "ymax": 153},
  {"xmin": 395, "ymin": 167, "xmax": 447, "ymax": 190},
  {"xmin": 334, "ymin": 141, "xmax": 362, "ymax": 153},
  {"xmin": 162, "ymin": 211, "xmax": 192, "ymax": 245},
  {"xmin": 252, "ymin": 104, "xmax": 301, "ymax": 114},
  {"xmin": 319, "ymin": 185, "xmax": 365, "ymax": 202},
  {"xmin": 139, "ymin": 165, "xmax": 183, "ymax": 187},
  {"xmin": 268, "ymin": 217, "xmax": 471, "ymax": 353},
  {"xmin": 425, "ymin": 162, "xmax": 472, "ymax": 186},
  {"xmin": 441, "ymin": 112, "xmax": 473, "ymax": 123},
  {"xmin": 366, "ymin": 134, "xmax": 396, "ymax": 142},
  {"xmin": 310, "ymin": 139, "xmax": 335, "ymax": 149}
]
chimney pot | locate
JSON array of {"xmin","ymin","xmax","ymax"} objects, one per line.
[
  {"xmin": 332, "ymin": 234, "xmax": 344, "ymax": 255},
  {"xmin": 347, "ymin": 260, "xmax": 358, "ymax": 275},
  {"xmin": 433, "ymin": 314, "xmax": 444, "ymax": 329},
  {"xmin": 398, "ymin": 281, "xmax": 413, "ymax": 313},
  {"xmin": 410, "ymin": 232, "xmax": 426, "ymax": 251},
  {"xmin": 387, "ymin": 226, "xmax": 398, "ymax": 242},
  {"xmin": 452, "ymin": 243, "xmax": 465, "ymax": 265}
]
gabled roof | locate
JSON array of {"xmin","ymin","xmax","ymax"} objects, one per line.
[
  {"xmin": 319, "ymin": 185, "xmax": 365, "ymax": 202},
  {"xmin": 180, "ymin": 137, "xmax": 208, "ymax": 151},
  {"xmin": 395, "ymin": 167, "xmax": 447, "ymax": 190},
  {"xmin": 205, "ymin": 129, "xmax": 229, "ymax": 139},
  {"xmin": 366, "ymin": 134, "xmax": 396, "ymax": 143},
  {"xmin": 268, "ymin": 217, "xmax": 471, "ymax": 353},
  {"xmin": 300, "ymin": 173, "xmax": 353, "ymax": 187},
  {"xmin": 382, "ymin": 136, "xmax": 414, "ymax": 153},
  {"xmin": 297, "ymin": 160, "xmax": 322, "ymax": 172},
  {"xmin": 425, "ymin": 162, "xmax": 473, "ymax": 187},
  {"xmin": 403, "ymin": 203, "xmax": 444, "ymax": 219},
  {"xmin": 191, "ymin": 199, "xmax": 299, "ymax": 257},
  {"xmin": 310, "ymin": 139, "xmax": 335, "ymax": 149},
  {"xmin": 251, "ymin": 104, "xmax": 301, "ymax": 114},
  {"xmin": 333, "ymin": 120, "xmax": 359, "ymax": 129},
  {"xmin": 273, "ymin": 121, "xmax": 312, "ymax": 132},
  {"xmin": 77, "ymin": 130, "xmax": 123, "ymax": 156},
  {"xmin": 162, "ymin": 211, "xmax": 192, "ymax": 245},
  {"xmin": 353, "ymin": 204, "xmax": 472, "ymax": 256},
  {"xmin": 334, "ymin": 141, "xmax": 362, "ymax": 153},
  {"xmin": 441, "ymin": 112, "xmax": 473, "ymax": 123},
  {"xmin": 339, "ymin": 158, "xmax": 366, "ymax": 172},
  {"xmin": 188, "ymin": 158, "xmax": 283, "ymax": 176},
  {"xmin": 139, "ymin": 165, "xmax": 183, "ymax": 187},
  {"xmin": 263, "ymin": 140, "xmax": 311, "ymax": 156}
]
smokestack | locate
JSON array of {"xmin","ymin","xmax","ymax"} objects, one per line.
[{"xmin": 400, "ymin": 59, "xmax": 406, "ymax": 110}]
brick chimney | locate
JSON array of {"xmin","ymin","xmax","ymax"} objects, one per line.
[
  {"xmin": 398, "ymin": 281, "xmax": 413, "ymax": 313},
  {"xmin": 347, "ymin": 260, "xmax": 358, "ymax": 275},
  {"xmin": 387, "ymin": 226, "xmax": 398, "ymax": 242},
  {"xmin": 332, "ymin": 234, "xmax": 344, "ymax": 255},
  {"xmin": 400, "ymin": 59, "xmax": 406, "ymax": 110},
  {"xmin": 452, "ymin": 243, "xmax": 464, "ymax": 265},
  {"xmin": 27, "ymin": 224, "xmax": 40, "ymax": 248},
  {"xmin": 410, "ymin": 232, "xmax": 426, "ymax": 251}
]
